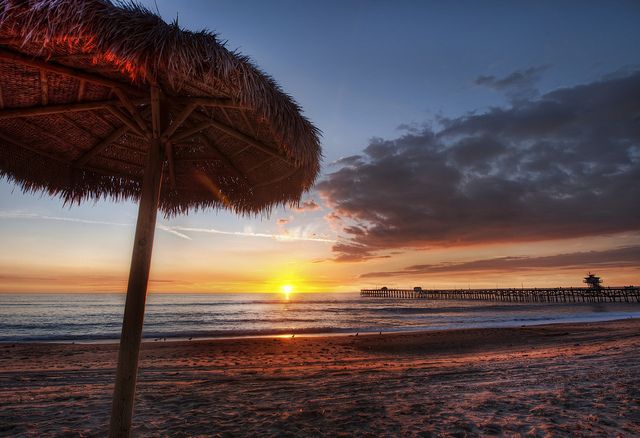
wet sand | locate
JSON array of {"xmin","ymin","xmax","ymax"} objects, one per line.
[{"xmin": 1, "ymin": 319, "xmax": 639, "ymax": 437}]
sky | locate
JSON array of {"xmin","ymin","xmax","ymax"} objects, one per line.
[{"xmin": 1, "ymin": 0, "xmax": 639, "ymax": 293}]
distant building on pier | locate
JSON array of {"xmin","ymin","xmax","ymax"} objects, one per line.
[{"xmin": 584, "ymin": 273, "xmax": 603, "ymax": 289}]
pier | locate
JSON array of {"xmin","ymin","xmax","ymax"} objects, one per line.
[{"xmin": 360, "ymin": 286, "xmax": 640, "ymax": 303}]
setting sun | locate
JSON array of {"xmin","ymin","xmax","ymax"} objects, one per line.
[
  {"xmin": 281, "ymin": 284, "xmax": 294, "ymax": 299},
  {"xmin": 1, "ymin": 1, "xmax": 639, "ymax": 436}
]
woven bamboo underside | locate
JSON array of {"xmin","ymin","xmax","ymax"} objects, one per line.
[{"xmin": 0, "ymin": 38, "xmax": 317, "ymax": 216}]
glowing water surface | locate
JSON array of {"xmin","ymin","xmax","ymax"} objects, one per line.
[{"xmin": 1, "ymin": 292, "xmax": 639, "ymax": 342}]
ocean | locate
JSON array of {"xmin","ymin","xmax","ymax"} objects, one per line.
[{"xmin": 1, "ymin": 292, "xmax": 640, "ymax": 343}]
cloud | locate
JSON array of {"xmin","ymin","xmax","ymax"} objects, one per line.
[
  {"xmin": 292, "ymin": 199, "xmax": 322, "ymax": 212},
  {"xmin": 362, "ymin": 246, "xmax": 640, "ymax": 278},
  {"xmin": 0, "ymin": 211, "xmax": 335, "ymax": 243},
  {"xmin": 475, "ymin": 65, "xmax": 549, "ymax": 101},
  {"xmin": 317, "ymin": 70, "xmax": 640, "ymax": 261},
  {"xmin": 160, "ymin": 225, "xmax": 336, "ymax": 243}
]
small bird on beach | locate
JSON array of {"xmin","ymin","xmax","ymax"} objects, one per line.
[
  {"xmin": 188, "ymin": 337, "xmax": 192, "ymax": 341},
  {"xmin": 291, "ymin": 334, "xmax": 295, "ymax": 339},
  {"xmin": 356, "ymin": 332, "xmax": 359, "ymax": 336}
]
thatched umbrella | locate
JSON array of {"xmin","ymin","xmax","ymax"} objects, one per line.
[{"xmin": 0, "ymin": 0, "xmax": 321, "ymax": 435}]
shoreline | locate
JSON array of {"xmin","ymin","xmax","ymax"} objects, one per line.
[
  {"xmin": 2, "ymin": 318, "xmax": 639, "ymax": 435},
  {"xmin": 4, "ymin": 313, "xmax": 640, "ymax": 345}
]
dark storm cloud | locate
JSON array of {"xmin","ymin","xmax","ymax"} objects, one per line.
[
  {"xmin": 475, "ymin": 66, "xmax": 548, "ymax": 101},
  {"xmin": 317, "ymin": 70, "xmax": 640, "ymax": 261},
  {"xmin": 361, "ymin": 246, "xmax": 640, "ymax": 278}
]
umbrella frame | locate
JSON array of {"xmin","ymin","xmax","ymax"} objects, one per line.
[
  {"xmin": 0, "ymin": 47, "xmax": 309, "ymax": 436},
  {"xmin": 0, "ymin": 4, "xmax": 319, "ymax": 431},
  {"xmin": 0, "ymin": 48, "xmax": 179, "ymax": 436},
  {"xmin": 109, "ymin": 85, "xmax": 165, "ymax": 437},
  {"xmin": 0, "ymin": 44, "xmax": 316, "ymax": 217}
]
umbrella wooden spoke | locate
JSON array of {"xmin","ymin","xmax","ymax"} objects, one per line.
[
  {"xmin": 207, "ymin": 117, "xmax": 296, "ymax": 166},
  {"xmin": 106, "ymin": 106, "xmax": 148, "ymax": 138},
  {"xmin": 169, "ymin": 118, "xmax": 212, "ymax": 143},
  {"xmin": 0, "ymin": 98, "xmax": 149, "ymax": 119},
  {"xmin": 197, "ymin": 132, "xmax": 249, "ymax": 182},
  {"xmin": 162, "ymin": 102, "xmax": 197, "ymax": 140},
  {"xmin": 74, "ymin": 125, "xmax": 129, "ymax": 167},
  {"xmin": 113, "ymin": 88, "xmax": 153, "ymax": 136},
  {"xmin": 0, "ymin": 130, "xmax": 66, "ymax": 163}
]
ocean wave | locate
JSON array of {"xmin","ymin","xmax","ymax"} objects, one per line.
[{"xmin": 2, "ymin": 294, "xmax": 639, "ymax": 343}]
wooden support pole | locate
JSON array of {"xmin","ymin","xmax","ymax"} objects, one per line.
[
  {"xmin": 150, "ymin": 87, "xmax": 161, "ymax": 139},
  {"xmin": 109, "ymin": 86, "xmax": 164, "ymax": 438},
  {"xmin": 77, "ymin": 79, "xmax": 86, "ymax": 102},
  {"xmin": 165, "ymin": 141, "xmax": 176, "ymax": 189},
  {"xmin": 39, "ymin": 70, "xmax": 48, "ymax": 105}
]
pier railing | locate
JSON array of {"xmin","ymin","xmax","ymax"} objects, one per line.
[{"xmin": 360, "ymin": 287, "xmax": 640, "ymax": 303}]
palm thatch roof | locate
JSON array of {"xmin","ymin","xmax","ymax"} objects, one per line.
[{"xmin": 0, "ymin": 0, "xmax": 321, "ymax": 216}]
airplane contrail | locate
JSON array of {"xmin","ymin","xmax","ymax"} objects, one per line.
[
  {"xmin": 165, "ymin": 225, "xmax": 336, "ymax": 243},
  {"xmin": 0, "ymin": 211, "xmax": 335, "ymax": 243}
]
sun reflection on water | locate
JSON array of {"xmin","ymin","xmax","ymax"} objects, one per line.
[{"xmin": 281, "ymin": 284, "xmax": 293, "ymax": 300}]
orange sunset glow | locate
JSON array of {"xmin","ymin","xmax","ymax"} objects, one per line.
[
  {"xmin": 0, "ymin": 218, "xmax": 637, "ymax": 293},
  {"xmin": 2, "ymin": 1, "xmax": 640, "ymax": 437}
]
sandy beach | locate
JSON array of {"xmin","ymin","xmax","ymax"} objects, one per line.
[{"xmin": 1, "ymin": 319, "xmax": 639, "ymax": 437}]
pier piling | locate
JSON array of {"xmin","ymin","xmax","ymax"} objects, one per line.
[{"xmin": 360, "ymin": 286, "xmax": 640, "ymax": 303}]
